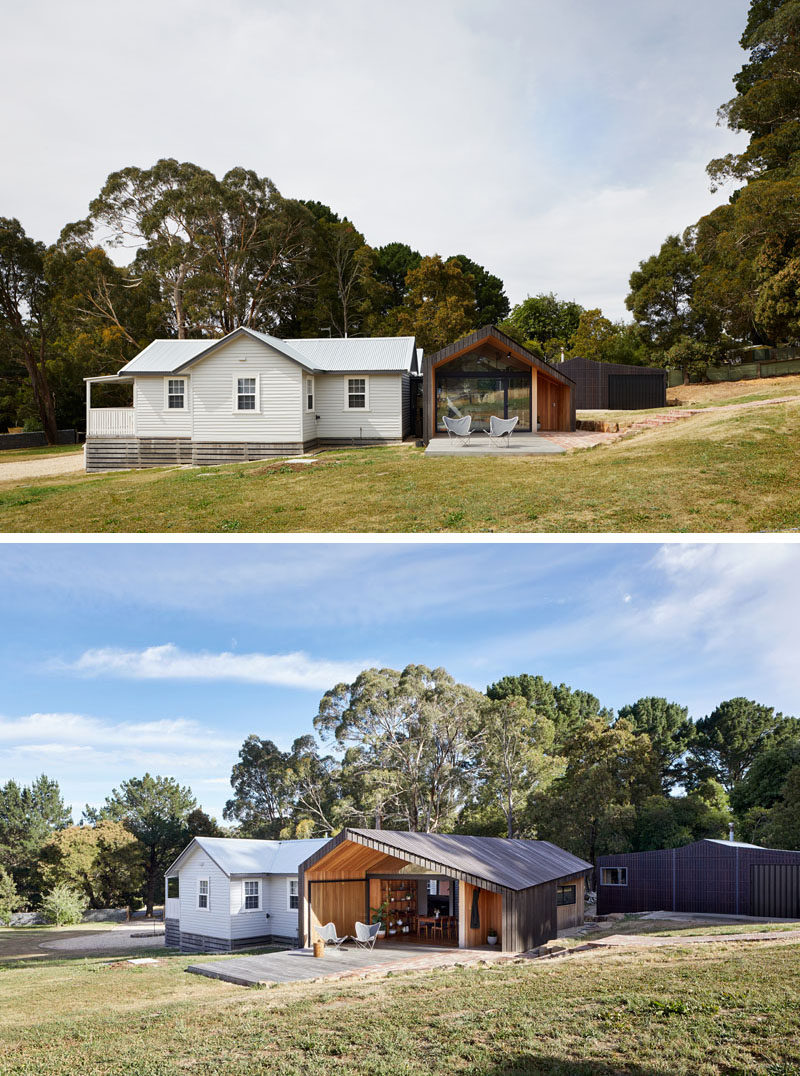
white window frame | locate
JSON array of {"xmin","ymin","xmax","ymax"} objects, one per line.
[
  {"xmin": 197, "ymin": 878, "xmax": 210, "ymax": 910},
  {"xmin": 232, "ymin": 373, "xmax": 260, "ymax": 413},
  {"xmin": 288, "ymin": 878, "xmax": 299, "ymax": 911},
  {"xmin": 164, "ymin": 377, "xmax": 187, "ymax": 410},
  {"xmin": 243, "ymin": 879, "xmax": 260, "ymax": 912},
  {"xmin": 305, "ymin": 376, "xmax": 315, "ymax": 413},
  {"xmin": 343, "ymin": 375, "xmax": 369, "ymax": 411},
  {"xmin": 601, "ymin": 867, "xmax": 628, "ymax": 887}
]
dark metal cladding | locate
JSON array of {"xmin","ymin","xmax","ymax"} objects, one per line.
[
  {"xmin": 559, "ymin": 355, "xmax": 667, "ymax": 410},
  {"xmin": 597, "ymin": 839, "xmax": 800, "ymax": 917}
]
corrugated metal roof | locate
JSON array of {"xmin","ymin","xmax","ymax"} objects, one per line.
[
  {"xmin": 118, "ymin": 330, "xmax": 415, "ymax": 375},
  {"xmin": 181, "ymin": 836, "xmax": 329, "ymax": 876},
  {"xmin": 704, "ymin": 839, "xmax": 764, "ymax": 850},
  {"xmin": 328, "ymin": 830, "xmax": 592, "ymax": 891},
  {"xmin": 288, "ymin": 336, "xmax": 416, "ymax": 372},
  {"xmin": 119, "ymin": 338, "xmax": 212, "ymax": 374}
]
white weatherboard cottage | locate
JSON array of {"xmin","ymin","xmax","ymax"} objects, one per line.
[
  {"xmin": 164, "ymin": 836, "xmax": 328, "ymax": 954},
  {"xmin": 84, "ymin": 328, "xmax": 419, "ymax": 471}
]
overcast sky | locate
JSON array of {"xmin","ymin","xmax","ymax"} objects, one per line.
[
  {"xmin": 1, "ymin": 540, "xmax": 797, "ymax": 822},
  {"xmin": 1, "ymin": 0, "xmax": 749, "ymax": 320}
]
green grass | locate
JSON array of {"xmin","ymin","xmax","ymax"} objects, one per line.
[
  {"xmin": 2, "ymin": 400, "xmax": 800, "ymax": 533},
  {"xmin": 585, "ymin": 916, "xmax": 800, "ymax": 941},
  {"xmin": 0, "ymin": 940, "xmax": 798, "ymax": 1074},
  {"xmin": 0, "ymin": 443, "xmax": 83, "ymax": 462}
]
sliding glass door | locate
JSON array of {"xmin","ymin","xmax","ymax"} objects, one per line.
[{"xmin": 436, "ymin": 375, "xmax": 531, "ymax": 432}]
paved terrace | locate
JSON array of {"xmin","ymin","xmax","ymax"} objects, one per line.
[
  {"xmin": 423, "ymin": 432, "xmax": 611, "ymax": 456},
  {"xmin": 187, "ymin": 942, "xmax": 535, "ymax": 987}
]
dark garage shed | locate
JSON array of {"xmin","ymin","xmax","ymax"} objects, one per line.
[
  {"xmin": 558, "ymin": 356, "xmax": 667, "ymax": 410},
  {"xmin": 597, "ymin": 839, "xmax": 800, "ymax": 918}
]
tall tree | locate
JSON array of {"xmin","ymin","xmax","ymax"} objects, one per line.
[
  {"xmin": 0, "ymin": 218, "xmax": 59, "ymax": 441},
  {"xmin": 730, "ymin": 737, "xmax": 800, "ymax": 814},
  {"xmin": 531, "ymin": 717, "xmax": 659, "ymax": 868},
  {"xmin": 447, "ymin": 255, "xmax": 509, "ymax": 326},
  {"xmin": 762, "ymin": 765, "xmax": 800, "ymax": 848},
  {"xmin": 39, "ymin": 821, "xmax": 144, "ymax": 909},
  {"xmin": 477, "ymin": 696, "xmax": 559, "ymax": 838},
  {"xmin": 224, "ymin": 736, "xmax": 297, "ymax": 837},
  {"xmin": 0, "ymin": 775, "xmax": 71, "ymax": 903},
  {"xmin": 392, "ymin": 256, "xmax": 477, "ymax": 352},
  {"xmin": 617, "ymin": 697, "xmax": 695, "ymax": 791},
  {"xmin": 315, "ymin": 664, "xmax": 484, "ymax": 832},
  {"xmin": 89, "ymin": 774, "xmax": 198, "ymax": 915},
  {"xmin": 690, "ymin": 698, "xmax": 799, "ymax": 791},
  {"xmin": 486, "ymin": 673, "xmax": 610, "ymax": 749},
  {"xmin": 374, "ymin": 242, "xmax": 421, "ymax": 311},
  {"xmin": 500, "ymin": 293, "xmax": 583, "ymax": 361},
  {"xmin": 632, "ymin": 782, "xmax": 730, "ymax": 851}
]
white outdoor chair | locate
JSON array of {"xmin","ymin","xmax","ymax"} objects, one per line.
[
  {"xmin": 316, "ymin": 922, "xmax": 349, "ymax": 949},
  {"xmin": 485, "ymin": 415, "xmax": 518, "ymax": 447},
  {"xmin": 353, "ymin": 921, "xmax": 381, "ymax": 950},
  {"xmin": 442, "ymin": 415, "xmax": 473, "ymax": 446}
]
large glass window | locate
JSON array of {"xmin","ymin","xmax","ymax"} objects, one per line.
[
  {"xmin": 167, "ymin": 877, "xmax": 179, "ymax": 899},
  {"xmin": 436, "ymin": 375, "xmax": 531, "ymax": 432},
  {"xmin": 601, "ymin": 867, "xmax": 627, "ymax": 887}
]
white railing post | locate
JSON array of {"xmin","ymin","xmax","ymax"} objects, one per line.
[{"xmin": 87, "ymin": 408, "xmax": 135, "ymax": 436}]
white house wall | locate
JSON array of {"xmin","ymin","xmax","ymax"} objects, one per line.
[
  {"xmin": 189, "ymin": 334, "xmax": 304, "ymax": 444},
  {"xmin": 133, "ymin": 377, "xmax": 193, "ymax": 437},
  {"xmin": 175, "ymin": 844, "xmax": 231, "ymax": 942},
  {"xmin": 314, "ymin": 374, "xmax": 403, "ymax": 440},
  {"xmin": 264, "ymin": 875, "xmax": 301, "ymax": 940},
  {"xmin": 228, "ymin": 874, "xmax": 269, "ymax": 941}
]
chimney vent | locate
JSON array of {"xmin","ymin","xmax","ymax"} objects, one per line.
[{"xmin": 729, "ymin": 822, "xmax": 735, "ymax": 842}]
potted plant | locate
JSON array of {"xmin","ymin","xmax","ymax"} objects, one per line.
[
  {"xmin": 371, "ymin": 901, "xmax": 388, "ymax": 940},
  {"xmin": 536, "ymin": 416, "xmax": 542, "ymax": 432},
  {"xmin": 487, "ymin": 928, "xmax": 498, "ymax": 946}
]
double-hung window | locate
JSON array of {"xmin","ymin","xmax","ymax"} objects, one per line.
[
  {"xmin": 244, "ymin": 880, "xmax": 259, "ymax": 910},
  {"xmin": 601, "ymin": 867, "xmax": 627, "ymax": 887},
  {"xmin": 236, "ymin": 377, "xmax": 257, "ymax": 411},
  {"xmin": 345, "ymin": 377, "xmax": 367, "ymax": 409},
  {"xmin": 166, "ymin": 378, "xmax": 186, "ymax": 409},
  {"xmin": 198, "ymin": 879, "xmax": 209, "ymax": 909},
  {"xmin": 305, "ymin": 377, "xmax": 315, "ymax": 412},
  {"xmin": 288, "ymin": 878, "xmax": 299, "ymax": 910}
]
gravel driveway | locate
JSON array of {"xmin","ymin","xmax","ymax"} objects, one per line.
[
  {"xmin": 0, "ymin": 451, "xmax": 85, "ymax": 482},
  {"xmin": 40, "ymin": 922, "xmax": 165, "ymax": 954}
]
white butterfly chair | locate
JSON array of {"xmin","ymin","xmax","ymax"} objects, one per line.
[
  {"xmin": 316, "ymin": 922, "xmax": 349, "ymax": 949},
  {"xmin": 442, "ymin": 414, "xmax": 473, "ymax": 446},
  {"xmin": 485, "ymin": 415, "xmax": 519, "ymax": 447},
  {"xmin": 353, "ymin": 921, "xmax": 381, "ymax": 950}
]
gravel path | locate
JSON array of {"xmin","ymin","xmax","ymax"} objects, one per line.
[
  {"xmin": 40, "ymin": 923, "xmax": 165, "ymax": 953},
  {"xmin": 0, "ymin": 451, "xmax": 85, "ymax": 482}
]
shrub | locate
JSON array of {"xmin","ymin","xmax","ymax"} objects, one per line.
[
  {"xmin": 0, "ymin": 868, "xmax": 22, "ymax": 925},
  {"xmin": 39, "ymin": 883, "xmax": 88, "ymax": 926}
]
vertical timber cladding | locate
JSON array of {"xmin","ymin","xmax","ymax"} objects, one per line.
[
  {"xmin": 308, "ymin": 879, "xmax": 368, "ymax": 940},
  {"xmin": 462, "ymin": 881, "xmax": 503, "ymax": 948},
  {"xmin": 751, "ymin": 865, "xmax": 800, "ymax": 917},
  {"xmin": 504, "ymin": 881, "xmax": 557, "ymax": 952},
  {"xmin": 537, "ymin": 376, "xmax": 572, "ymax": 431}
]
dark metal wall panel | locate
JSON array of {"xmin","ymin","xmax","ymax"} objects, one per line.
[
  {"xmin": 510, "ymin": 881, "xmax": 556, "ymax": 951},
  {"xmin": 598, "ymin": 841, "xmax": 800, "ymax": 917},
  {"xmin": 608, "ymin": 374, "xmax": 666, "ymax": 410},
  {"xmin": 751, "ymin": 865, "xmax": 800, "ymax": 917},
  {"xmin": 560, "ymin": 356, "xmax": 667, "ymax": 411}
]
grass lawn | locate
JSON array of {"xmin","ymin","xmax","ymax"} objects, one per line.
[
  {"xmin": 667, "ymin": 373, "xmax": 800, "ymax": 408},
  {"xmin": 0, "ymin": 443, "xmax": 83, "ymax": 462},
  {"xmin": 584, "ymin": 916, "xmax": 800, "ymax": 941},
  {"xmin": 1, "ymin": 940, "xmax": 798, "ymax": 1075},
  {"xmin": 2, "ymin": 399, "xmax": 800, "ymax": 533}
]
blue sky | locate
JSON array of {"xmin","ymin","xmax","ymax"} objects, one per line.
[
  {"xmin": 1, "ymin": 0, "xmax": 750, "ymax": 318},
  {"xmin": 1, "ymin": 541, "xmax": 797, "ymax": 822}
]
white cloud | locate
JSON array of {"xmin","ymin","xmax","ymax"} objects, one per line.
[{"xmin": 56, "ymin": 643, "xmax": 371, "ymax": 689}]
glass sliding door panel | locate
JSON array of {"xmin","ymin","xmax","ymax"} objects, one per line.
[
  {"xmin": 437, "ymin": 378, "xmax": 504, "ymax": 431},
  {"xmin": 507, "ymin": 377, "xmax": 531, "ymax": 430}
]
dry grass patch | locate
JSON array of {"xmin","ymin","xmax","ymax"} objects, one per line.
[
  {"xmin": 1, "ymin": 401, "xmax": 800, "ymax": 532},
  {"xmin": 0, "ymin": 941, "xmax": 798, "ymax": 1074},
  {"xmin": 668, "ymin": 373, "xmax": 800, "ymax": 407}
]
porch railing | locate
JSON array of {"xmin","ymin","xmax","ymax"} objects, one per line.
[{"xmin": 87, "ymin": 408, "xmax": 135, "ymax": 436}]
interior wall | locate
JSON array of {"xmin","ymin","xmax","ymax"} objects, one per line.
[{"xmin": 462, "ymin": 881, "xmax": 502, "ymax": 948}]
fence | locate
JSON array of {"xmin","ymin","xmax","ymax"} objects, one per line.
[{"xmin": 0, "ymin": 429, "xmax": 77, "ymax": 451}]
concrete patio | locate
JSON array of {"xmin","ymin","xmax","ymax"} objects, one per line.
[
  {"xmin": 186, "ymin": 942, "xmax": 511, "ymax": 987},
  {"xmin": 424, "ymin": 430, "xmax": 617, "ymax": 456}
]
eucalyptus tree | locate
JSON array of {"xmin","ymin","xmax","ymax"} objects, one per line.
[
  {"xmin": 315, "ymin": 664, "xmax": 485, "ymax": 832},
  {"xmin": 0, "ymin": 218, "xmax": 58, "ymax": 441}
]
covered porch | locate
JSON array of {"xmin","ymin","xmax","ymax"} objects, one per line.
[
  {"xmin": 422, "ymin": 326, "xmax": 575, "ymax": 445},
  {"xmin": 85, "ymin": 374, "xmax": 135, "ymax": 437}
]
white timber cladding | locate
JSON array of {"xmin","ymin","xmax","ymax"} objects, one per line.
[
  {"xmin": 190, "ymin": 334, "xmax": 303, "ymax": 443},
  {"xmin": 228, "ymin": 875, "xmax": 301, "ymax": 940},
  {"xmin": 175, "ymin": 845, "xmax": 231, "ymax": 941},
  {"xmin": 315, "ymin": 373, "xmax": 403, "ymax": 439},
  {"xmin": 133, "ymin": 377, "xmax": 192, "ymax": 437},
  {"xmin": 302, "ymin": 377, "xmax": 317, "ymax": 442}
]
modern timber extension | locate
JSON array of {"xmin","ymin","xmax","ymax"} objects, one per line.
[
  {"xmin": 422, "ymin": 325, "xmax": 576, "ymax": 443},
  {"xmin": 298, "ymin": 829, "xmax": 591, "ymax": 954}
]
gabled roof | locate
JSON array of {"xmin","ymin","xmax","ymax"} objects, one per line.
[
  {"xmin": 118, "ymin": 328, "xmax": 416, "ymax": 376},
  {"xmin": 165, "ymin": 836, "xmax": 329, "ymax": 878},
  {"xmin": 288, "ymin": 336, "xmax": 417, "ymax": 373},
  {"xmin": 423, "ymin": 325, "xmax": 575, "ymax": 388},
  {"xmin": 299, "ymin": 829, "xmax": 592, "ymax": 892}
]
